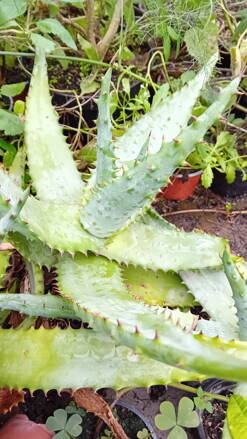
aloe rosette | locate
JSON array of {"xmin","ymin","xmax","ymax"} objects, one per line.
[{"xmin": 0, "ymin": 44, "xmax": 247, "ymax": 393}]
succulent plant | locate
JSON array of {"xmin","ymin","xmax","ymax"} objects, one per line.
[{"xmin": 0, "ymin": 44, "xmax": 246, "ymax": 393}]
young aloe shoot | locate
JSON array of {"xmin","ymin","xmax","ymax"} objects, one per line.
[{"xmin": 154, "ymin": 397, "xmax": 200, "ymax": 438}]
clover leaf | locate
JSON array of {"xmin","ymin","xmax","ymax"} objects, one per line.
[
  {"xmin": 155, "ymin": 397, "xmax": 200, "ymax": 439},
  {"xmin": 46, "ymin": 408, "xmax": 82, "ymax": 439}
]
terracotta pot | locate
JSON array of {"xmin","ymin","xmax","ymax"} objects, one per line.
[
  {"xmin": 0, "ymin": 414, "xmax": 54, "ymax": 439},
  {"xmin": 159, "ymin": 170, "xmax": 202, "ymax": 201}
]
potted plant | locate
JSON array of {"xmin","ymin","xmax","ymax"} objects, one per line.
[
  {"xmin": 158, "ymin": 130, "xmax": 247, "ymax": 200},
  {"xmin": 187, "ymin": 131, "xmax": 247, "ymax": 196},
  {"xmin": 0, "ymin": 43, "xmax": 247, "ymax": 439}
]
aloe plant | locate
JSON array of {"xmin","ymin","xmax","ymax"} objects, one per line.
[{"xmin": 0, "ymin": 44, "xmax": 246, "ymax": 393}]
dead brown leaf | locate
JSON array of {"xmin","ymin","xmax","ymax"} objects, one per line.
[
  {"xmin": 0, "ymin": 388, "xmax": 25, "ymax": 414},
  {"xmin": 74, "ymin": 388, "xmax": 130, "ymax": 439}
]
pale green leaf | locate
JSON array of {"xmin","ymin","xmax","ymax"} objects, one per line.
[
  {"xmin": 227, "ymin": 395, "xmax": 247, "ymax": 439},
  {"xmin": 180, "ymin": 268, "xmax": 239, "ymax": 339},
  {"xmin": 65, "ymin": 414, "xmax": 82, "ymax": 436},
  {"xmin": 177, "ymin": 397, "xmax": 200, "ymax": 428},
  {"xmin": 25, "ymin": 49, "xmax": 84, "ymax": 202},
  {"xmin": 78, "ymin": 34, "xmax": 99, "ymax": 60},
  {"xmin": 168, "ymin": 426, "xmax": 187, "ymax": 439},
  {"xmin": 46, "ymin": 409, "xmax": 67, "ymax": 431},
  {"xmin": 0, "ymin": 0, "xmax": 26, "ymax": 26},
  {"xmin": 123, "ymin": 265, "xmax": 195, "ymax": 308},
  {"xmin": 0, "ymin": 327, "xmax": 204, "ymax": 391},
  {"xmin": 184, "ymin": 21, "xmax": 218, "ymax": 65},
  {"xmin": 0, "ymin": 82, "xmax": 26, "ymax": 97},
  {"xmin": 155, "ymin": 402, "xmax": 176, "ymax": 430},
  {"xmin": 0, "ymin": 110, "xmax": 24, "ymax": 135},
  {"xmin": 31, "ymin": 33, "xmax": 57, "ymax": 54},
  {"xmin": 201, "ymin": 165, "xmax": 213, "ymax": 188},
  {"xmin": 37, "ymin": 18, "xmax": 77, "ymax": 50}
]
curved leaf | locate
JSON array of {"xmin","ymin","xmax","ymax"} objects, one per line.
[
  {"xmin": 0, "ymin": 327, "xmax": 205, "ymax": 391},
  {"xmin": 25, "ymin": 50, "xmax": 84, "ymax": 202},
  {"xmin": 56, "ymin": 253, "xmax": 247, "ymax": 382},
  {"xmin": 180, "ymin": 268, "xmax": 239, "ymax": 339}
]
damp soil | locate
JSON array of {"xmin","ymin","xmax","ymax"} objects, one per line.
[
  {"xmin": 154, "ymin": 185, "xmax": 247, "ymax": 260},
  {"xmin": 201, "ymin": 399, "xmax": 228, "ymax": 439}
]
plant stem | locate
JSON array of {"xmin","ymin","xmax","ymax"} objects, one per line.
[
  {"xmin": 169, "ymin": 383, "xmax": 229, "ymax": 402},
  {"xmin": 220, "ymin": 0, "xmax": 235, "ymax": 35},
  {"xmin": 0, "ymin": 51, "xmax": 151, "ymax": 85},
  {"xmin": 86, "ymin": 0, "xmax": 97, "ymax": 49},
  {"xmin": 97, "ymin": 0, "xmax": 127, "ymax": 59}
]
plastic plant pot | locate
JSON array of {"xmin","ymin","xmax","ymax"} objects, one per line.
[
  {"xmin": 0, "ymin": 414, "xmax": 54, "ymax": 439},
  {"xmin": 197, "ymin": 379, "xmax": 234, "ymax": 439},
  {"xmin": 210, "ymin": 169, "xmax": 247, "ymax": 197},
  {"xmin": 97, "ymin": 399, "xmax": 157, "ymax": 439},
  {"xmin": 115, "ymin": 400, "xmax": 157, "ymax": 439},
  {"xmin": 159, "ymin": 170, "xmax": 202, "ymax": 201}
]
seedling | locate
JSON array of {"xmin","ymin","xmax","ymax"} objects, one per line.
[
  {"xmin": 99, "ymin": 429, "xmax": 114, "ymax": 439},
  {"xmin": 46, "ymin": 408, "xmax": 83, "ymax": 439},
  {"xmin": 137, "ymin": 427, "xmax": 151, "ymax": 439},
  {"xmin": 194, "ymin": 387, "xmax": 213, "ymax": 413},
  {"xmin": 65, "ymin": 402, "xmax": 86, "ymax": 417},
  {"xmin": 154, "ymin": 397, "xmax": 200, "ymax": 438}
]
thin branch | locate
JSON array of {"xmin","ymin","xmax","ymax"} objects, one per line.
[
  {"xmin": 57, "ymin": 13, "xmax": 86, "ymax": 37},
  {"xmin": 97, "ymin": 0, "xmax": 127, "ymax": 59},
  {"xmin": 162, "ymin": 209, "xmax": 247, "ymax": 217}
]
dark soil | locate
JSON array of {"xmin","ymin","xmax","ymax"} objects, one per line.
[
  {"xmin": 201, "ymin": 399, "xmax": 228, "ymax": 439},
  {"xmin": 0, "ymin": 389, "xmax": 71, "ymax": 428},
  {"xmin": 154, "ymin": 185, "xmax": 247, "ymax": 259}
]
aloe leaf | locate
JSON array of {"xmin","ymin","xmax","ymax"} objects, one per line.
[
  {"xmin": 20, "ymin": 200, "xmax": 225, "ymax": 271},
  {"xmin": 0, "ymin": 168, "xmax": 24, "ymax": 205},
  {"xmin": 20, "ymin": 197, "xmax": 101, "ymax": 254},
  {"xmin": 0, "ymin": 292, "xmax": 197, "ymax": 333},
  {"xmin": 114, "ymin": 54, "xmax": 217, "ymax": 162},
  {"xmin": 25, "ymin": 49, "xmax": 84, "ymax": 203},
  {"xmin": 223, "ymin": 251, "xmax": 247, "ymax": 341},
  {"xmin": 195, "ymin": 320, "xmax": 237, "ymax": 340},
  {"xmin": 8, "ymin": 231, "xmax": 59, "ymax": 267},
  {"xmin": 180, "ymin": 268, "xmax": 239, "ymax": 339},
  {"xmin": 123, "ymin": 265, "xmax": 195, "ymax": 308},
  {"xmin": 0, "ymin": 327, "xmax": 204, "ymax": 391},
  {"xmin": 0, "ymin": 293, "xmax": 77, "ymax": 319},
  {"xmin": 25, "ymin": 262, "xmax": 44, "ymax": 295},
  {"xmin": 57, "ymin": 253, "xmax": 247, "ymax": 382},
  {"xmin": 80, "ymin": 78, "xmax": 240, "ymax": 238},
  {"xmin": 96, "ymin": 69, "xmax": 115, "ymax": 185},
  {"xmin": 102, "ymin": 210, "xmax": 226, "ymax": 271},
  {"xmin": 0, "ymin": 188, "xmax": 29, "ymax": 238}
]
